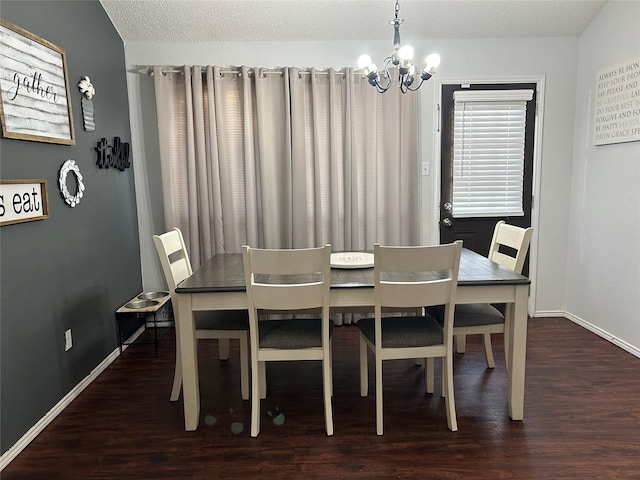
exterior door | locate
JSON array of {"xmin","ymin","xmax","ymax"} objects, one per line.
[{"xmin": 439, "ymin": 82, "xmax": 536, "ymax": 272}]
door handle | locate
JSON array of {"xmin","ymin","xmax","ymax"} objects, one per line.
[
  {"xmin": 443, "ymin": 202, "xmax": 452, "ymax": 211},
  {"xmin": 442, "ymin": 218, "xmax": 452, "ymax": 227}
]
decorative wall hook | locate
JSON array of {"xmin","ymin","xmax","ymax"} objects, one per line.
[{"xmin": 77, "ymin": 76, "xmax": 96, "ymax": 131}]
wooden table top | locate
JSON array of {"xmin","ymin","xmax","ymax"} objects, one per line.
[{"xmin": 176, "ymin": 248, "xmax": 530, "ymax": 294}]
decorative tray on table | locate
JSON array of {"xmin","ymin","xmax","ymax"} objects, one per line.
[{"xmin": 330, "ymin": 252, "xmax": 374, "ymax": 269}]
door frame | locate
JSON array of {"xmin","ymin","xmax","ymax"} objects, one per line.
[{"xmin": 430, "ymin": 75, "xmax": 546, "ymax": 315}]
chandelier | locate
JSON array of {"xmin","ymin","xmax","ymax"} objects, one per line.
[{"xmin": 357, "ymin": 0, "xmax": 440, "ymax": 93}]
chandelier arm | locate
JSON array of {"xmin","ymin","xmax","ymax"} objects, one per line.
[
  {"xmin": 375, "ymin": 76, "xmax": 392, "ymax": 93},
  {"xmin": 404, "ymin": 78, "xmax": 425, "ymax": 92},
  {"xmin": 376, "ymin": 56, "xmax": 393, "ymax": 91}
]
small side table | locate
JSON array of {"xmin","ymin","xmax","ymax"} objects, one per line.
[{"xmin": 115, "ymin": 292, "xmax": 173, "ymax": 354}]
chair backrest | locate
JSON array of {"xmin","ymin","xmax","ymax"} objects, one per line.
[
  {"xmin": 153, "ymin": 228, "xmax": 193, "ymax": 293},
  {"xmin": 374, "ymin": 241, "xmax": 463, "ymax": 313},
  {"xmin": 487, "ymin": 221, "xmax": 533, "ymax": 274},
  {"xmin": 242, "ymin": 245, "xmax": 331, "ymax": 314}
]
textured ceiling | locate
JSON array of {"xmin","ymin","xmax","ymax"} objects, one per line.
[{"xmin": 100, "ymin": 0, "xmax": 608, "ymax": 43}]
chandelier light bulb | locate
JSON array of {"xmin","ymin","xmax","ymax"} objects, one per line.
[
  {"xmin": 424, "ymin": 53, "xmax": 441, "ymax": 73},
  {"xmin": 398, "ymin": 45, "xmax": 414, "ymax": 61},
  {"xmin": 357, "ymin": 54, "xmax": 373, "ymax": 69}
]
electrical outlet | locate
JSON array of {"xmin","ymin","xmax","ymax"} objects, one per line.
[
  {"xmin": 65, "ymin": 329, "xmax": 73, "ymax": 351},
  {"xmin": 421, "ymin": 162, "xmax": 430, "ymax": 176}
]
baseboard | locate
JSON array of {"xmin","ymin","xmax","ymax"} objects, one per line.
[
  {"xmin": 531, "ymin": 309, "xmax": 565, "ymax": 317},
  {"xmin": 534, "ymin": 310, "xmax": 640, "ymax": 358},
  {"xmin": 563, "ymin": 312, "xmax": 640, "ymax": 358},
  {"xmin": 0, "ymin": 325, "xmax": 146, "ymax": 471}
]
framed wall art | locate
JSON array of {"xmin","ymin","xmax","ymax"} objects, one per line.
[
  {"xmin": 0, "ymin": 179, "xmax": 49, "ymax": 226},
  {"xmin": 0, "ymin": 18, "xmax": 75, "ymax": 145}
]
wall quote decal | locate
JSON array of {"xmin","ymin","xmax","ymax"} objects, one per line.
[{"xmin": 593, "ymin": 57, "xmax": 640, "ymax": 146}]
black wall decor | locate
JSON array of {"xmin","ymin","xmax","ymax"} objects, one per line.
[{"xmin": 95, "ymin": 136, "xmax": 131, "ymax": 170}]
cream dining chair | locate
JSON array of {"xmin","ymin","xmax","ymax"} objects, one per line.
[
  {"xmin": 358, "ymin": 241, "xmax": 463, "ymax": 435},
  {"xmin": 242, "ymin": 245, "xmax": 333, "ymax": 437},
  {"xmin": 429, "ymin": 221, "xmax": 533, "ymax": 370},
  {"xmin": 153, "ymin": 228, "xmax": 250, "ymax": 401}
]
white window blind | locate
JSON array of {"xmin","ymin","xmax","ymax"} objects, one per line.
[{"xmin": 452, "ymin": 89, "xmax": 533, "ymax": 218}]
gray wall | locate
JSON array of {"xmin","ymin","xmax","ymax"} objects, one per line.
[{"xmin": 0, "ymin": 1, "xmax": 141, "ymax": 454}]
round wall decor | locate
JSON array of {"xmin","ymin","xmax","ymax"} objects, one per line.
[{"xmin": 58, "ymin": 159, "xmax": 85, "ymax": 207}]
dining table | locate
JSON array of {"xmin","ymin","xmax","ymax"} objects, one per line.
[{"xmin": 174, "ymin": 247, "xmax": 531, "ymax": 431}]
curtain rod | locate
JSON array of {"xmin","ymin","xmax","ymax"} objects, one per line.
[{"xmin": 137, "ymin": 66, "xmax": 348, "ymax": 78}]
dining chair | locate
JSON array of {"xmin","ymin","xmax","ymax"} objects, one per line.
[
  {"xmin": 430, "ymin": 221, "xmax": 533, "ymax": 370},
  {"xmin": 153, "ymin": 228, "xmax": 250, "ymax": 401},
  {"xmin": 242, "ymin": 244, "xmax": 333, "ymax": 437},
  {"xmin": 358, "ymin": 241, "xmax": 463, "ymax": 435}
]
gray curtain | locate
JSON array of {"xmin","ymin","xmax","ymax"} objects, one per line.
[{"xmin": 153, "ymin": 65, "xmax": 420, "ymax": 268}]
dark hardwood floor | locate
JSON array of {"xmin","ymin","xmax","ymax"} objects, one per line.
[{"xmin": 3, "ymin": 318, "xmax": 639, "ymax": 479}]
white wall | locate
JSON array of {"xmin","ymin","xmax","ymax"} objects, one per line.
[
  {"xmin": 122, "ymin": 4, "xmax": 640, "ymax": 354},
  {"xmin": 567, "ymin": 1, "xmax": 640, "ymax": 355}
]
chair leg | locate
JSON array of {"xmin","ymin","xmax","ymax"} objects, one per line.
[
  {"xmin": 323, "ymin": 355, "xmax": 334, "ymax": 436},
  {"xmin": 250, "ymin": 356, "xmax": 261, "ymax": 437},
  {"xmin": 329, "ymin": 342, "xmax": 334, "ymax": 397},
  {"xmin": 441, "ymin": 358, "xmax": 446, "ymax": 398},
  {"xmin": 443, "ymin": 353, "xmax": 458, "ymax": 431},
  {"xmin": 218, "ymin": 338, "xmax": 230, "ymax": 360},
  {"xmin": 455, "ymin": 334, "xmax": 466, "ymax": 353},
  {"xmin": 375, "ymin": 356, "xmax": 384, "ymax": 435},
  {"xmin": 359, "ymin": 335, "xmax": 368, "ymax": 397},
  {"xmin": 483, "ymin": 333, "xmax": 496, "ymax": 369},
  {"xmin": 425, "ymin": 357, "xmax": 435, "ymax": 394},
  {"xmin": 170, "ymin": 337, "xmax": 183, "ymax": 401},
  {"xmin": 504, "ymin": 305, "xmax": 512, "ymax": 373},
  {"xmin": 259, "ymin": 361, "xmax": 267, "ymax": 399},
  {"xmin": 240, "ymin": 333, "xmax": 250, "ymax": 400}
]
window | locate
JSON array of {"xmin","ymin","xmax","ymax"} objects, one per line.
[{"xmin": 451, "ymin": 89, "xmax": 534, "ymax": 218}]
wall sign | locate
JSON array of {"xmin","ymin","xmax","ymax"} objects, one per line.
[
  {"xmin": 0, "ymin": 179, "xmax": 49, "ymax": 226},
  {"xmin": 0, "ymin": 18, "xmax": 75, "ymax": 145},
  {"xmin": 593, "ymin": 57, "xmax": 640, "ymax": 146},
  {"xmin": 95, "ymin": 137, "xmax": 131, "ymax": 171}
]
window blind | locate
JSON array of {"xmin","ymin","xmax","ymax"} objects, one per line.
[{"xmin": 452, "ymin": 89, "xmax": 533, "ymax": 218}]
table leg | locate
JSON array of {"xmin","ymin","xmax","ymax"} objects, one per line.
[
  {"xmin": 177, "ymin": 293, "xmax": 200, "ymax": 430},
  {"xmin": 507, "ymin": 284, "xmax": 528, "ymax": 420}
]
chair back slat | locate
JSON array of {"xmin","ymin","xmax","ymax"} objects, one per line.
[
  {"xmin": 376, "ymin": 245, "xmax": 459, "ymax": 272},
  {"xmin": 379, "ymin": 279, "xmax": 454, "ymax": 309},
  {"xmin": 248, "ymin": 247, "xmax": 327, "ymax": 275},
  {"xmin": 252, "ymin": 282, "xmax": 326, "ymax": 311}
]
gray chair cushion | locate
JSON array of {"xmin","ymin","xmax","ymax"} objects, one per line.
[
  {"xmin": 194, "ymin": 310, "xmax": 249, "ymax": 330},
  {"xmin": 259, "ymin": 318, "xmax": 333, "ymax": 349},
  {"xmin": 454, "ymin": 303, "xmax": 504, "ymax": 327},
  {"xmin": 357, "ymin": 316, "xmax": 443, "ymax": 348},
  {"xmin": 426, "ymin": 304, "xmax": 504, "ymax": 327}
]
